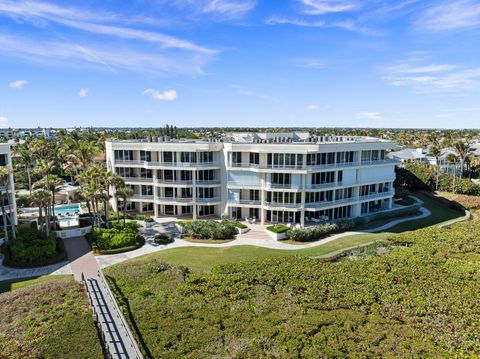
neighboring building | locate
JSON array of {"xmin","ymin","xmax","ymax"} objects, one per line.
[
  {"xmin": 106, "ymin": 133, "xmax": 398, "ymax": 226},
  {"xmin": 388, "ymin": 148, "xmax": 429, "ymax": 164},
  {"xmin": 0, "ymin": 144, "xmax": 17, "ymax": 245}
]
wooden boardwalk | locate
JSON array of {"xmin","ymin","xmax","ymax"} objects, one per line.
[{"xmin": 84, "ymin": 271, "xmax": 143, "ymax": 359}]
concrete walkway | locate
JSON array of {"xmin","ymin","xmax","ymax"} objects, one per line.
[{"xmin": 97, "ymin": 196, "xmax": 435, "ymax": 268}]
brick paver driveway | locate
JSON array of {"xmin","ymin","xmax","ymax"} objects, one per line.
[{"xmin": 63, "ymin": 236, "xmax": 99, "ymax": 281}]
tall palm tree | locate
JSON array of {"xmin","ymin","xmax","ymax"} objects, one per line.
[
  {"xmin": 30, "ymin": 190, "xmax": 51, "ymax": 234},
  {"xmin": 101, "ymin": 171, "xmax": 124, "ymax": 228},
  {"xmin": 17, "ymin": 144, "xmax": 35, "ymax": 194},
  {"xmin": 446, "ymin": 153, "xmax": 458, "ymax": 194},
  {"xmin": 428, "ymin": 146, "xmax": 442, "ymax": 191},
  {"xmin": 453, "ymin": 141, "xmax": 469, "ymax": 177},
  {"xmin": 0, "ymin": 167, "xmax": 15, "ymax": 242},
  {"xmin": 34, "ymin": 174, "xmax": 63, "ymax": 231},
  {"xmin": 116, "ymin": 187, "xmax": 134, "ymax": 225}
]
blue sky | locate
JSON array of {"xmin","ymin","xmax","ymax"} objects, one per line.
[{"xmin": 1, "ymin": 0, "xmax": 480, "ymax": 129}]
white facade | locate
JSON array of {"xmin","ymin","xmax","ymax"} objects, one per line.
[
  {"xmin": 0, "ymin": 144, "xmax": 17, "ymax": 245},
  {"xmin": 106, "ymin": 132, "xmax": 398, "ymax": 226}
]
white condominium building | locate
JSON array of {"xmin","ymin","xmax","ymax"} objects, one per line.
[
  {"xmin": 106, "ymin": 132, "xmax": 398, "ymax": 226},
  {"xmin": 0, "ymin": 144, "xmax": 17, "ymax": 245}
]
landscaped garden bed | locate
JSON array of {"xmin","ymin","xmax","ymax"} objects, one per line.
[
  {"xmin": 286, "ymin": 220, "xmax": 356, "ymax": 242},
  {"xmin": 177, "ymin": 220, "xmax": 237, "ymax": 240},
  {"xmin": 89, "ymin": 221, "xmax": 145, "ymax": 255},
  {"xmin": 265, "ymin": 224, "xmax": 289, "ymax": 240},
  {"xmin": 1, "ymin": 227, "xmax": 67, "ymax": 268},
  {"xmin": 154, "ymin": 233, "xmax": 174, "ymax": 245}
]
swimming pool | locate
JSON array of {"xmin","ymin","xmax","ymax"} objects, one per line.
[{"xmin": 55, "ymin": 204, "xmax": 81, "ymax": 216}]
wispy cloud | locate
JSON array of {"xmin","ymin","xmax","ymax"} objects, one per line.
[
  {"xmin": 9, "ymin": 79, "xmax": 28, "ymax": 89},
  {"xmin": 382, "ymin": 58, "xmax": 480, "ymax": 94},
  {"xmin": 203, "ymin": 0, "xmax": 256, "ymax": 19},
  {"xmin": 230, "ymin": 84, "xmax": 278, "ymax": 102},
  {"xmin": 0, "ymin": 116, "xmax": 8, "ymax": 126},
  {"xmin": 298, "ymin": 0, "xmax": 358, "ymax": 15},
  {"xmin": 357, "ymin": 111, "xmax": 383, "ymax": 121},
  {"xmin": 78, "ymin": 88, "xmax": 89, "ymax": 97},
  {"xmin": 306, "ymin": 104, "xmax": 319, "ymax": 110},
  {"xmin": 142, "ymin": 88, "xmax": 178, "ymax": 101},
  {"xmin": 265, "ymin": 16, "xmax": 325, "ymax": 27},
  {"xmin": 294, "ymin": 58, "xmax": 326, "ymax": 69},
  {"xmin": 0, "ymin": 0, "xmax": 217, "ymax": 75},
  {"xmin": 418, "ymin": 0, "xmax": 480, "ymax": 32}
]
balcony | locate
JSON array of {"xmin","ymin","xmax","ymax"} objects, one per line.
[
  {"xmin": 157, "ymin": 197, "xmax": 193, "ymax": 203},
  {"xmin": 122, "ymin": 176, "xmax": 153, "ymax": 183},
  {"xmin": 196, "ymin": 179, "xmax": 221, "ymax": 185},
  {"xmin": 227, "ymin": 199, "xmax": 262, "ymax": 206},
  {"xmin": 227, "ymin": 181, "xmax": 262, "ymax": 189},
  {"xmin": 264, "ymin": 202, "xmax": 300, "ymax": 209},
  {"xmin": 360, "ymin": 159, "xmax": 399, "ymax": 166},
  {"xmin": 115, "ymin": 160, "xmax": 220, "ymax": 168},
  {"xmin": 196, "ymin": 197, "xmax": 221, "ymax": 203},
  {"xmin": 130, "ymin": 194, "xmax": 154, "ymax": 202},
  {"xmin": 359, "ymin": 191, "xmax": 395, "ymax": 201},
  {"xmin": 155, "ymin": 179, "xmax": 193, "ymax": 186},
  {"xmin": 265, "ymin": 183, "xmax": 303, "ymax": 190}
]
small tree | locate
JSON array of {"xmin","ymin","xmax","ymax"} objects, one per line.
[
  {"xmin": 116, "ymin": 187, "xmax": 134, "ymax": 225},
  {"xmin": 428, "ymin": 146, "xmax": 441, "ymax": 191}
]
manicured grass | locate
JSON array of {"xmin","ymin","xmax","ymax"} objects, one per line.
[
  {"xmin": 0, "ymin": 275, "xmax": 71, "ymax": 294},
  {"xmin": 112, "ymin": 191, "xmax": 465, "ymax": 272},
  {"xmin": 0, "ymin": 277, "xmax": 103, "ymax": 358},
  {"xmin": 182, "ymin": 237, "xmax": 234, "ymax": 244}
]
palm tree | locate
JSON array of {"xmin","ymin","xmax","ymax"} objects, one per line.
[
  {"xmin": 445, "ymin": 153, "xmax": 458, "ymax": 194},
  {"xmin": 101, "ymin": 172, "xmax": 124, "ymax": 228},
  {"xmin": 0, "ymin": 167, "xmax": 15, "ymax": 242},
  {"xmin": 30, "ymin": 190, "xmax": 51, "ymax": 234},
  {"xmin": 17, "ymin": 144, "xmax": 35, "ymax": 194},
  {"xmin": 428, "ymin": 146, "xmax": 442, "ymax": 191},
  {"xmin": 116, "ymin": 187, "xmax": 134, "ymax": 225},
  {"xmin": 453, "ymin": 141, "xmax": 470, "ymax": 177},
  {"xmin": 34, "ymin": 174, "xmax": 63, "ymax": 231}
]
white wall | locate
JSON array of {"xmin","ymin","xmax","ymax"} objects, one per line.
[{"xmin": 359, "ymin": 166, "xmax": 394, "ymax": 183}]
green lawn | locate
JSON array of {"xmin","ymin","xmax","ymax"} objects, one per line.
[
  {"xmin": 0, "ymin": 277, "xmax": 103, "ymax": 358},
  {"xmin": 112, "ymin": 191, "xmax": 465, "ymax": 272},
  {"xmin": 0, "ymin": 275, "xmax": 71, "ymax": 294}
]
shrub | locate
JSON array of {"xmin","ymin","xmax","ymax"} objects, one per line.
[
  {"xmin": 8, "ymin": 228, "xmax": 57, "ymax": 263},
  {"xmin": 92, "ymin": 221, "xmax": 142, "ymax": 251},
  {"xmin": 230, "ymin": 221, "xmax": 247, "ymax": 229},
  {"xmin": 180, "ymin": 220, "xmax": 237, "ymax": 240},
  {"xmin": 286, "ymin": 220, "xmax": 357, "ymax": 242},
  {"xmin": 132, "ymin": 214, "xmax": 154, "ymax": 222},
  {"xmin": 266, "ymin": 224, "xmax": 289, "ymax": 234},
  {"xmin": 395, "ymin": 198, "xmax": 415, "ymax": 206},
  {"xmin": 154, "ymin": 233, "xmax": 174, "ymax": 245}
]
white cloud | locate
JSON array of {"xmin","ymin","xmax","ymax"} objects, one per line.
[
  {"xmin": 298, "ymin": 0, "xmax": 358, "ymax": 15},
  {"xmin": 203, "ymin": 0, "xmax": 256, "ymax": 19},
  {"xmin": 357, "ymin": 111, "xmax": 383, "ymax": 121},
  {"xmin": 0, "ymin": 0, "xmax": 216, "ymax": 75},
  {"xmin": 382, "ymin": 59, "xmax": 480, "ymax": 94},
  {"xmin": 9, "ymin": 79, "xmax": 27, "ymax": 89},
  {"xmin": 265, "ymin": 16, "xmax": 325, "ymax": 27},
  {"xmin": 78, "ymin": 88, "xmax": 89, "ymax": 97},
  {"xmin": 294, "ymin": 58, "xmax": 326, "ymax": 69},
  {"xmin": 419, "ymin": 0, "xmax": 480, "ymax": 32},
  {"xmin": 142, "ymin": 88, "xmax": 178, "ymax": 101},
  {"xmin": 0, "ymin": 116, "xmax": 7, "ymax": 126},
  {"xmin": 306, "ymin": 104, "xmax": 319, "ymax": 110}
]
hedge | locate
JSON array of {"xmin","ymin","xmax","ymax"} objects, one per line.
[
  {"xmin": 266, "ymin": 224, "xmax": 289, "ymax": 234},
  {"xmin": 90, "ymin": 221, "xmax": 144, "ymax": 254},
  {"xmin": 179, "ymin": 220, "xmax": 237, "ymax": 240},
  {"xmin": 154, "ymin": 233, "xmax": 174, "ymax": 245},
  {"xmin": 231, "ymin": 221, "xmax": 247, "ymax": 229},
  {"xmin": 2, "ymin": 236, "xmax": 67, "ymax": 268},
  {"xmin": 286, "ymin": 220, "xmax": 357, "ymax": 242}
]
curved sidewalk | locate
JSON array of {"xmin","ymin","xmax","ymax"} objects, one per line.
[{"xmin": 96, "ymin": 197, "xmax": 436, "ymax": 268}]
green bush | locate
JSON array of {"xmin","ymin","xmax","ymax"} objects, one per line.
[
  {"xmin": 8, "ymin": 228, "xmax": 57, "ymax": 263},
  {"xmin": 266, "ymin": 224, "xmax": 290, "ymax": 234},
  {"xmin": 286, "ymin": 220, "xmax": 356, "ymax": 242},
  {"xmin": 92, "ymin": 221, "xmax": 142, "ymax": 251},
  {"xmin": 230, "ymin": 221, "xmax": 247, "ymax": 229},
  {"xmin": 154, "ymin": 233, "xmax": 174, "ymax": 245},
  {"xmin": 180, "ymin": 220, "xmax": 237, "ymax": 240}
]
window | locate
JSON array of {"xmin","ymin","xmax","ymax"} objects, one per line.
[
  {"xmin": 180, "ymin": 152, "xmax": 196, "ymax": 163},
  {"xmin": 197, "ymin": 187, "xmax": 214, "ymax": 199},
  {"xmin": 337, "ymin": 170, "xmax": 343, "ymax": 183},
  {"xmin": 232, "ymin": 152, "xmax": 242, "ymax": 164},
  {"xmin": 142, "ymin": 203, "xmax": 153, "ymax": 212},
  {"xmin": 140, "ymin": 150, "xmax": 151, "ymax": 162},
  {"xmin": 198, "ymin": 152, "xmax": 213, "ymax": 163},
  {"xmin": 141, "ymin": 186, "xmax": 153, "ymax": 195},
  {"xmin": 114, "ymin": 150, "xmax": 133, "ymax": 161},
  {"xmin": 0, "ymin": 155, "xmax": 6, "ymax": 166},
  {"xmin": 249, "ymin": 152, "xmax": 259, "ymax": 165},
  {"xmin": 198, "ymin": 205, "xmax": 215, "ymax": 216},
  {"xmin": 272, "ymin": 173, "xmax": 291, "ymax": 186},
  {"xmin": 163, "ymin": 152, "xmax": 174, "ymax": 163},
  {"xmin": 140, "ymin": 168, "xmax": 152, "ymax": 178}
]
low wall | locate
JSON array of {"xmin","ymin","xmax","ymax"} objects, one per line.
[{"xmin": 55, "ymin": 226, "xmax": 92, "ymax": 239}]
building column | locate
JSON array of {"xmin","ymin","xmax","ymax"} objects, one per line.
[
  {"xmin": 152, "ymin": 170, "xmax": 159, "ymax": 218},
  {"xmin": 300, "ymin": 173, "xmax": 306, "ymax": 227},
  {"xmin": 260, "ymin": 173, "xmax": 266, "ymax": 225},
  {"xmin": 192, "ymin": 169, "xmax": 197, "ymax": 220}
]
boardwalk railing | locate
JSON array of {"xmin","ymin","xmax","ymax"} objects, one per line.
[{"xmin": 82, "ymin": 271, "xmax": 143, "ymax": 359}]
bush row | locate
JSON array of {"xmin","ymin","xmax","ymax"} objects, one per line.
[
  {"xmin": 178, "ymin": 220, "xmax": 237, "ymax": 240},
  {"xmin": 286, "ymin": 220, "xmax": 357, "ymax": 242},
  {"xmin": 91, "ymin": 221, "xmax": 144, "ymax": 254}
]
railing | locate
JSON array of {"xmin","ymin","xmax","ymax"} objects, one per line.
[
  {"xmin": 265, "ymin": 202, "xmax": 299, "ymax": 209},
  {"xmin": 116, "ymin": 160, "xmax": 220, "ymax": 168},
  {"xmin": 156, "ymin": 197, "xmax": 193, "ymax": 203},
  {"xmin": 228, "ymin": 159, "xmax": 398, "ymax": 171},
  {"xmin": 265, "ymin": 183, "xmax": 303, "ymax": 190},
  {"xmin": 197, "ymin": 180, "xmax": 221, "ymax": 185},
  {"xmin": 155, "ymin": 179, "xmax": 193, "ymax": 185},
  {"xmin": 228, "ymin": 199, "xmax": 262, "ymax": 206},
  {"xmin": 122, "ymin": 176, "xmax": 153, "ymax": 183},
  {"xmin": 359, "ymin": 191, "xmax": 395, "ymax": 200},
  {"xmin": 130, "ymin": 194, "xmax": 154, "ymax": 201},
  {"xmin": 227, "ymin": 182, "xmax": 262, "ymax": 188},
  {"xmin": 196, "ymin": 197, "xmax": 221, "ymax": 203}
]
